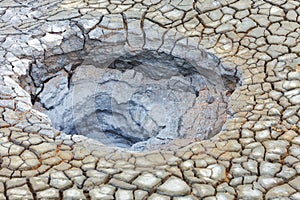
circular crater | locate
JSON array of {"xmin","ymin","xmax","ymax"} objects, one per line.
[{"xmin": 20, "ymin": 35, "xmax": 237, "ymax": 151}]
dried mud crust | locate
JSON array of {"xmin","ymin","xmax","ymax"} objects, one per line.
[{"xmin": 0, "ymin": 0, "xmax": 300, "ymax": 199}]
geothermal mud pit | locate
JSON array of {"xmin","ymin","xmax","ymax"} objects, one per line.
[{"xmin": 20, "ymin": 49, "xmax": 235, "ymax": 151}]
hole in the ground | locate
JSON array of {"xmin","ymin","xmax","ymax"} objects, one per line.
[{"xmin": 20, "ymin": 47, "xmax": 237, "ymax": 151}]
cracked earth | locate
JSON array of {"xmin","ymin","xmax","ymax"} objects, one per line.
[{"xmin": 0, "ymin": 0, "xmax": 300, "ymax": 199}]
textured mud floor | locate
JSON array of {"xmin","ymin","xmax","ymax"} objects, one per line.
[{"xmin": 0, "ymin": 0, "xmax": 300, "ymax": 199}]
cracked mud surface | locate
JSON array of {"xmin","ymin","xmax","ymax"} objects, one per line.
[{"xmin": 0, "ymin": 0, "xmax": 300, "ymax": 199}]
